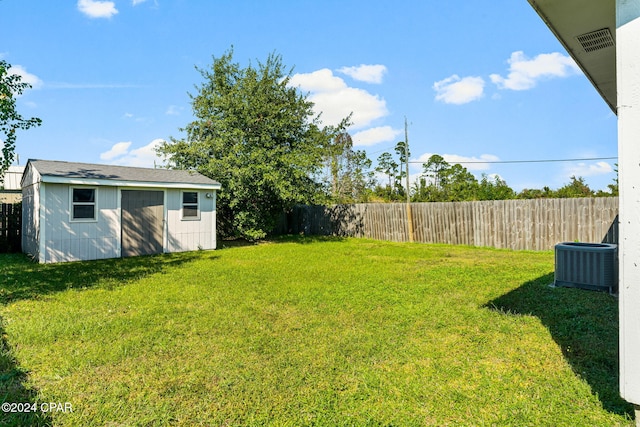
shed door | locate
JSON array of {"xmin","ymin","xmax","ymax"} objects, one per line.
[{"xmin": 121, "ymin": 190, "xmax": 164, "ymax": 257}]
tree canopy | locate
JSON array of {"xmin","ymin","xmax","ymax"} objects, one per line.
[
  {"xmin": 158, "ymin": 49, "xmax": 348, "ymax": 240},
  {"xmin": 321, "ymin": 131, "xmax": 374, "ymax": 203},
  {"xmin": 411, "ymin": 154, "xmax": 492, "ymax": 202},
  {"xmin": 373, "ymin": 150, "xmax": 613, "ymax": 202},
  {"xmin": 0, "ymin": 60, "xmax": 42, "ymax": 176}
]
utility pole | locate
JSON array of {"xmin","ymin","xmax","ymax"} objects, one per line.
[{"xmin": 405, "ymin": 117, "xmax": 414, "ymax": 243}]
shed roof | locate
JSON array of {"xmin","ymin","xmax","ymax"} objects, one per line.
[
  {"xmin": 527, "ymin": 0, "xmax": 616, "ymax": 112},
  {"xmin": 24, "ymin": 159, "xmax": 221, "ymax": 190}
]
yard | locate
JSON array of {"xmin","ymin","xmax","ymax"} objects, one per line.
[{"xmin": 0, "ymin": 237, "xmax": 633, "ymax": 426}]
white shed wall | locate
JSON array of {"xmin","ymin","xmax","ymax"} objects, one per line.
[
  {"xmin": 21, "ymin": 182, "xmax": 40, "ymax": 260},
  {"xmin": 41, "ymin": 183, "xmax": 120, "ymax": 263},
  {"xmin": 165, "ymin": 189, "xmax": 216, "ymax": 252},
  {"xmin": 20, "ymin": 164, "xmax": 41, "ymax": 260}
]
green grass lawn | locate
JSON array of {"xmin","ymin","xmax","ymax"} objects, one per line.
[{"xmin": 0, "ymin": 237, "xmax": 633, "ymax": 426}]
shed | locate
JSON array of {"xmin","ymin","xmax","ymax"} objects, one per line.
[{"xmin": 21, "ymin": 159, "xmax": 222, "ymax": 263}]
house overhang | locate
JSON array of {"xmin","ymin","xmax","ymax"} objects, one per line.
[{"xmin": 527, "ymin": 0, "xmax": 617, "ymax": 113}]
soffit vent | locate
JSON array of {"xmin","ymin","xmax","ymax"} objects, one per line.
[{"xmin": 576, "ymin": 28, "xmax": 615, "ymax": 53}]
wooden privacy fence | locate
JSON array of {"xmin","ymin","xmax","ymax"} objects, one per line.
[
  {"xmin": 0, "ymin": 203, "xmax": 21, "ymax": 253},
  {"xmin": 281, "ymin": 197, "xmax": 619, "ymax": 251}
]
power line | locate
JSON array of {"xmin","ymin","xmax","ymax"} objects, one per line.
[
  {"xmin": 407, "ymin": 156, "xmax": 617, "ymax": 165},
  {"xmin": 368, "ymin": 145, "xmax": 397, "ymax": 155}
]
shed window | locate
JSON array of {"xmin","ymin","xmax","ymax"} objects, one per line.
[
  {"xmin": 182, "ymin": 191, "xmax": 199, "ymax": 219},
  {"xmin": 72, "ymin": 188, "xmax": 96, "ymax": 220}
]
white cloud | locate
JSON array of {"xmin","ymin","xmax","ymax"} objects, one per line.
[
  {"xmin": 415, "ymin": 152, "xmax": 500, "ymax": 171},
  {"xmin": 122, "ymin": 112, "xmax": 150, "ymax": 123},
  {"xmin": 289, "ymin": 68, "xmax": 388, "ymax": 129},
  {"xmin": 100, "ymin": 139, "xmax": 166, "ymax": 167},
  {"xmin": 490, "ymin": 51, "xmax": 580, "ymax": 91},
  {"xmin": 312, "ymin": 88, "xmax": 387, "ymax": 129},
  {"xmin": 165, "ymin": 105, "xmax": 182, "ymax": 116},
  {"xmin": 77, "ymin": 0, "xmax": 118, "ymax": 19},
  {"xmin": 337, "ymin": 64, "xmax": 387, "ymax": 84},
  {"xmin": 125, "ymin": 139, "xmax": 166, "ymax": 167},
  {"xmin": 289, "ymin": 68, "xmax": 346, "ymax": 92},
  {"xmin": 564, "ymin": 161, "xmax": 613, "ymax": 178},
  {"xmin": 100, "ymin": 141, "xmax": 132, "ymax": 160},
  {"xmin": 352, "ymin": 126, "xmax": 402, "ymax": 147},
  {"xmin": 433, "ymin": 75, "xmax": 485, "ymax": 105},
  {"xmin": 8, "ymin": 65, "xmax": 43, "ymax": 90},
  {"xmin": 132, "ymin": 0, "xmax": 148, "ymax": 5}
]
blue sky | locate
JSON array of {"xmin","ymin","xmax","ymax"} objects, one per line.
[{"xmin": 2, "ymin": 0, "xmax": 617, "ymax": 192}]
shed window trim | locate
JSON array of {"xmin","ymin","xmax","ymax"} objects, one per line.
[
  {"xmin": 70, "ymin": 187, "xmax": 98, "ymax": 222},
  {"xmin": 182, "ymin": 191, "xmax": 200, "ymax": 220}
]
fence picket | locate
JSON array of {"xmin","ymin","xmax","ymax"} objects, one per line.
[
  {"xmin": 0, "ymin": 203, "xmax": 21, "ymax": 253},
  {"xmin": 284, "ymin": 198, "xmax": 619, "ymax": 251}
]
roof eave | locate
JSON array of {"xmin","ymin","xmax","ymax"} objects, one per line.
[
  {"xmin": 527, "ymin": 0, "xmax": 617, "ymax": 114},
  {"xmin": 40, "ymin": 175, "xmax": 222, "ymax": 190}
]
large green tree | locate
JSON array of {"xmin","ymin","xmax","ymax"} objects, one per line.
[
  {"xmin": 158, "ymin": 49, "xmax": 345, "ymax": 240},
  {"xmin": 442, "ymin": 163, "xmax": 480, "ymax": 201},
  {"xmin": 555, "ymin": 175, "xmax": 594, "ymax": 198},
  {"xmin": 394, "ymin": 140, "xmax": 410, "ymax": 196},
  {"xmin": 413, "ymin": 155, "xmax": 487, "ymax": 202},
  {"xmin": 374, "ymin": 152, "xmax": 401, "ymax": 201},
  {"xmin": 422, "ymin": 154, "xmax": 449, "ymax": 192},
  {"xmin": 0, "ymin": 60, "xmax": 41, "ymax": 176},
  {"xmin": 517, "ymin": 186, "xmax": 554, "ymax": 199},
  {"xmin": 478, "ymin": 173, "xmax": 515, "ymax": 200},
  {"xmin": 322, "ymin": 131, "xmax": 374, "ymax": 203},
  {"xmin": 603, "ymin": 163, "xmax": 618, "ymax": 196}
]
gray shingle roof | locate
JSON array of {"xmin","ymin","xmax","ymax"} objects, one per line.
[{"xmin": 28, "ymin": 159, "xmax": 220, "ymax": 187}]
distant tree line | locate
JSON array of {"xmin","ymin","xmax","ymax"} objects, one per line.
[{"xmin": 369, "ymin": 149, "xmax": 618, "ymax": 203}]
